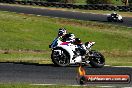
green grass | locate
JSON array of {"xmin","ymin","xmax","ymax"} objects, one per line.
[
  {"xmin": 76, "ymin": 0, "xmax": 86, "ymax": 4},
  {"xmin": 0, "ymin": 52, "xmax": 51, "ymax": 64},
  {"xmin": 106, "ymin": 57, "xmax": 132, "ymax": 66},
  {"xmin": 111, "ymin": 0, "xmax": 122, "ymax": 5},
  {"xmin": 0, "ymin": 12, "xmax": 55, "ymax": 50},
  {"xmin": 0, "ymin": 11, "xmax": 131, "ymax": 66},
  {"xmin": 0, "ymin": 84, "xmax": 97, "ymax": 88}
]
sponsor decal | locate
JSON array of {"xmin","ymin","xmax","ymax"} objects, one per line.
[
  {"xmin": 60, "ymin": 42, "xmax": 69, "ymax": 45},
  {"xmin": 76, "ymin": 65, "xmax": 130, "ymax": 85},
  {"xmin": 85, "ymin": 75, "xmax": 130, "ymax": 83}
]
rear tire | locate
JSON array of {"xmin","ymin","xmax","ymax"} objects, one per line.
[
  {"xmin": 51, "ymin": 47, "xmax": 70, "ymax": 67},
  {"xmin": 119, "ymin": 19, "xmax": 123, "ymax": 23},
  {"xmin": 89, "ymin": 51, "xmax": 105, "ymax": 68}
]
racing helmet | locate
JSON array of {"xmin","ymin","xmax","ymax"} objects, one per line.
[
  {"xmin": 58, "ymin": 28, "xmax": 67, "ymax": 36},
  {"xmin": 112, "ymin": 12, "xmax": 117, "ymax": 15}
]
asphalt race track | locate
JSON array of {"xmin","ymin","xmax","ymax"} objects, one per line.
[
  {"xmin": 0, "ymin": 63, "xmax": 132, "ymax": 87},
  {"xmin": 0, "ymin": 4, "xmax": 132, "ymax": 87},
  {"xmin": 0, "ymin": 4, "xmax": 132, "ymax": 27}
]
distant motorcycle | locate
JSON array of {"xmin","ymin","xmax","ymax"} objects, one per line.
[
  {"xmin": 49, "ymin": 37, "xmax": 105, "ymax": 68},
  {"xmin": 107, "ymin": 14, "xmax": 123, "ymax": 23}
]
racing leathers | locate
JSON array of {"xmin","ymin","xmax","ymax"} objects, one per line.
[
  {"xmin": 74, "ymin": 38, "xmax": 86, "ymax": 56},
  {"xmin": 60, "ymin": 34, "xmax": 86, "ymax": 57}
]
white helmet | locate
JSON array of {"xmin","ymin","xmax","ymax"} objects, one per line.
[
  {"xmin": 112, "ymin": 12, "xmax": 117, "ymax": 15},
  {"xmin": 58, "ymin": 28, "xmax": 67, "ymax": 36}
]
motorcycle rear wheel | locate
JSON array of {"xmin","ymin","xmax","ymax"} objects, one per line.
[
  {"xmin": 51, "ymin": 47, "xmax": 70, "ymax": 67},
  {"xmin": 89, "ymin": 50, "xmax": 105, "ymax": 68},
  {"xmin": 119, "ymin": 19, "xmax": 123, "ymax": 23}
]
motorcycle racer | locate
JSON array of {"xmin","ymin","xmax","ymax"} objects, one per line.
[
  {"xmin": 56, "ymin": 28, "xmax": 87, "ymax": 58},
  {"xmin": 107, "ymin": 12, "xmax": 123, "ymax": 23},
  {"xmin": 61, "ymin": 33, "xmax": 86, "ymax": 57},
  {"xmin": 61, "ymin": 33, "xmax": 75, "ymax": 42},
  {"xmin": 111, "ymin": 12, "xmax": 118, "ymax": 18},
  {"xmin": 58, "ymin": 30, "xmax": 86, "ymax": 57},
  {"xmin": 57, "ymin": 28, "xmax": 76, "ymax": 43},
  {"xmin": 50, "ymin": 29, "xmax": 105, "ymax": 67},
  {"xmin": 74, "ymin": 38, "xmax": 86, "ymax": 56},
  {"xmin": 49, "ymin": 28, "xmax": 67, "ymax": 48}
]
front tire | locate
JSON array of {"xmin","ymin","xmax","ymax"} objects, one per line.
[
  {"xmin": 51, "ymin": 47, "xmax": 70, "ymax": 67},
  {"xmin": 89, "ymin": 51, "xmax": 105, "ymax": 68}
]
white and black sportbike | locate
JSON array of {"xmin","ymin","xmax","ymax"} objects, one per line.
[
  {"xmin": 49, "ymin": 37, "xmax": 105, "ymax": 68},
  {"xmin": 107, "ymin": 14, "xmax": 123, "ymax": 23}
]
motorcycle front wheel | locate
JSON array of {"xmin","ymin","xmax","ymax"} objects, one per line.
[
  {"xmin": 107, "ymin": 17, "xmax": 112, "ymax": 22},
  {"xmin": 51, "ymin": 47, "xmax": 70, "ymax": 67},
  {"xmin": 89, "ymin": 50, "xmax": 105, "ymax": 68}
]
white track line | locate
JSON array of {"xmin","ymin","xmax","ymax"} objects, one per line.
[
  {"xmin": 104, "ymin": 65, "xmax": 132, "ymax": 68},
  {"xmin": 98, "ymin": 86, "xmax": 115, "ymax": 88},
  {"xmin": 31, "ymin": 84, "xmax": 132, "ymax": 88},
  {"xmin": 112, "ymin": 66, "xmax": 132, "ymax": 68},
  {"xmin": 104, "ymin": 65, "xmax": 110, "ymax": 66},
  {"xmin": 31, "ymin": 84, "xmax": 57, "ymax": 86},
  {"xmin": 31, "ymin": 84, "xmax": 83, "ymax": 86}
]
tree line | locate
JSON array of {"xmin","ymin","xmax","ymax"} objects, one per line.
[{"xmin": 1, "ymin": 0, "xmax": 132, "ymax": 5}]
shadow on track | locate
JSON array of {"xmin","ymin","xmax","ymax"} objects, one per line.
[
  {"xmin": 0, "ymin": 62, "xmax": 54, "ymax": 66},
  {"xmin": 0, "ymin": 62, "xmax": 93, "ymax": 68}
]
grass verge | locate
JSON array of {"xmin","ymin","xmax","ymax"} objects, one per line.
[
  {"xmin": 0, "ymin": 84, "xmax": 97, "ymax": 88},
  {"xmin": 0, "ymin": 10, "xmax": 131, "ymax": 66}
]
